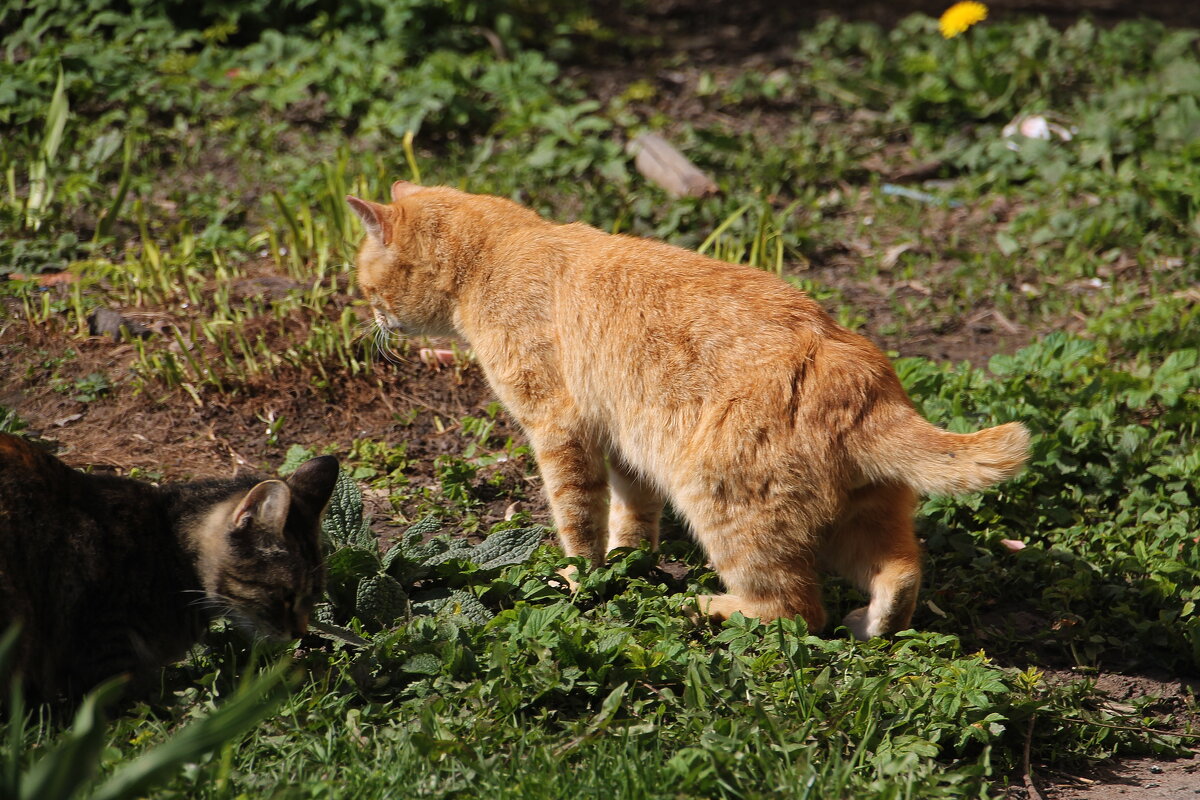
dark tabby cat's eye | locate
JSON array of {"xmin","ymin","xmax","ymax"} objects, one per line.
[{"xmin": 0, "ymin": 432, "xmax": 337, "ymax": 707}]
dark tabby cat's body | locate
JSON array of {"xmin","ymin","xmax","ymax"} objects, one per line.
[{"xmin": 0, "ymin": 432, "xmax": 337, "ymax": 705}]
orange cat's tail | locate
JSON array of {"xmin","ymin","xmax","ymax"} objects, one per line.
[{"xmin": 860, "ymin": 417, "xmax": 1031, "ymax": 496}]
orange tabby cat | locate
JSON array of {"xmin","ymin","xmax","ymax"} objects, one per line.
[{"xmin": 347, "ymin": 181, "xmax": 1029, "ymax": 638}]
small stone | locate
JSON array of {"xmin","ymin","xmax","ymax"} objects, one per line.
[
  {"xmin": 88, "ymin": 307, "xmax": 150, "ymax": 341},
  {"xmin": 231, "ymin": 275, "xmax": 303, "ymax": 303}
]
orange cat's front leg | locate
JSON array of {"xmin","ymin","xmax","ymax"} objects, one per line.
[
  {"xmin": 606, "ymin": 456, "xmax": 663, "ymax": 553},
  {"xmin": 528, "ymin": 425, "xmax": 610, "ymax": 575}
]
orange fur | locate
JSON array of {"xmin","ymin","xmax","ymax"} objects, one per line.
[{"xmin": 348, "ymin": 182, "xmax": 1030, "ymax": 638}]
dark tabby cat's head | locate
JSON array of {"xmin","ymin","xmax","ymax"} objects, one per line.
[{"xmin": 189, "ymin": 456, "xmax": 338, "ymax": 639}]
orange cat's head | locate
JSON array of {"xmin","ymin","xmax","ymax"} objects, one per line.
[
  {"xmin": 347, "ymin": 181, "xmax": 547, "ymax": 338},
  {"xmin": 346, "ymin": 180, "xmax": 467, "ymax": 338}
]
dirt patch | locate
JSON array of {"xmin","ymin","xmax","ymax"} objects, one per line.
[
  {"xmin": 809, "ymin": 261, "xmax": 1035, "ymax": 365},
  {"xmin": 1038, "ymin": 756, "xmax": 1200, "ymax": 799},
  {"xmin": 1016, "ymin": 671, "xmax": 1200, "ymax": 800},
  {"xmin": 0, "ymin": 290, "xmax": 541, "ymax": 526},
  {"xmin": 1086, "ymin": 672, "xmax": 1199, "ymax": 711}
]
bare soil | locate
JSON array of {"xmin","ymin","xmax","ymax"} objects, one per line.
[{"xmin": 1041, "ymin": 757, "xmax": 1200, "ymax": 799}]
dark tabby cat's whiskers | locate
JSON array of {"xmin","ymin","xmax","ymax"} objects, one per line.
[
  {"xmin": 187, "ymin": 591, "xmax": 268, "ymax": 645},
  {"xmin": 226, "ymin": 610, "xmax": 272, "ymax": 645},
  {"xmin": 350, "ymin": 318, "xmax": 384, "ymax": 360},
  {"xmin": 183, "ymin": 589, "xmax": 234, "ymax": 617}
]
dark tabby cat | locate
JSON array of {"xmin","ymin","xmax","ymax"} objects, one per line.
[{"xmin": 0, "ymin": 432, "xmax": 337, "ymax": 705}]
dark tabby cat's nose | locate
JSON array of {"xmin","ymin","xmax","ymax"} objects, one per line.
[{"xmin": 290, "ymin": 611, "xmax": 310, "ymax": 639}]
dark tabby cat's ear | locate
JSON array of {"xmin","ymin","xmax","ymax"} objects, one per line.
[
  {"xmin": 346, "ymin": 196, "xmax": 395, "ymax": 246},
  {"xmin": 286, "ymin": 455, "xmax": 339, "ymax": 512},
  {"xmin": 390, "ymin": 180, "xmax": 423, "ymax": 202},
  {"xmin": 231, "ymin": 480, "xmax": 292, "ymax": 540}
]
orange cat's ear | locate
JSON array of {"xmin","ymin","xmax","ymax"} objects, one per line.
[
  {"xmin": 391, "ymin": 180, "xmax": 423, "ymax": 202},
  {"xmin": 345, "ymin": 196, "xmax": 394, "ymax": 246}
]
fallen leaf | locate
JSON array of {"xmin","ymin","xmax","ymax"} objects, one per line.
[
  {"xmin": 900, "ymin": 279, "xmax": 932, "ymax": 296},
  {"xmin": 881, "ymin": 243, "xmax": 915, "ymax": 270},
  {"xmin": 8, "ymin": 271, "xmax": 77, "ymax": 286}
]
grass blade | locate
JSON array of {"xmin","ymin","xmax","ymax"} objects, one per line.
[
  {"xmin": 697, "ymin": 203, "xmax": 750, "ymax": 256},
  {"xmin": 403, "ymin": 129, "xmax": 422, "ymax": 185},
  {"xmin": 2, "ymin": 624, "xmax": 25, "ymax": 800},
  {"xmin": 94, "ymin": 136, "xmax": 134, "ymax": 242},
  {"xmin": 40, "ymin": 67, "xmax": 69, "ymax": 163},
  {"xmin": 25, "ymin": 66, "xmax": 69, "ymax": 230},
  {"xmin": 89, "ymin": 662, "xmax": 292, "ymax": 800},
  {"xmin": 19, "ymin": 677, "xmax": 125, "ymax": 800}
]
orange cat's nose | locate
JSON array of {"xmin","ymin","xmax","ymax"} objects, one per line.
[{"xmin": 373, "ymin": 307, "xmax": 404, "ymax": 332}]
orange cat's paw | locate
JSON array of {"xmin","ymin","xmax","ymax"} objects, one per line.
[
  {"xmin": 682, "ymin": 595, "xmax": 709, "ymax": 625},
  {"xmin": 550, "ymin": 565, "xmax": 582, "ymax": 593},
  {"xmin": 691, "ymin": 593, "xmax": 745, "ymax": 622}
]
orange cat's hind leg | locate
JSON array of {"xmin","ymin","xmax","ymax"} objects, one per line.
[
  {"xmin": 606, "ymin": 457, "xmax": 664, "ymax": 553},
  {"xmin": 821, "ymin": 483, "xmax": 922, "ymax": 640},
  {"xmin": 695, "ymin": 584, "xmax": 826, "ymax": 631},
  {"xmin": 693, "ymin": 533, "xmax": 828, "ymax": 633}
]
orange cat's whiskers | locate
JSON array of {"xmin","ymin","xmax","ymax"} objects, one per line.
[
  {"xmin": 372, "ymin": 325, "xmax": 405, "ymax": 364},
  {"xmin": 349, "ymin": 320, "xmax": 375, "ymax": 350}
]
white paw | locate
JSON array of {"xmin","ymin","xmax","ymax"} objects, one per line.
[
  {"xmin": 552, "ymin": 565, "xmax": 581, "ymax": 593},
  {"xmin": 842, "ymin": 607, "xmax": 875, "ymax": 640},
  {"xmin": 682, "ymin": 595, "xmax": 708, "ymax": 626}
]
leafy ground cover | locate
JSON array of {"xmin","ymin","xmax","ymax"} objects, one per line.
[{"xmin": 1, "ymin": 1, "xmax": 1198, "ymax": 797}]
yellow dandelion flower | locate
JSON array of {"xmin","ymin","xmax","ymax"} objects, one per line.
[
  {"xmin": 129, "ymin": 729, "xmax": 156, "ymax": 746},
  {"xmin": 939, "ymin": 1, "xmax": 988, "ymax": 38}
]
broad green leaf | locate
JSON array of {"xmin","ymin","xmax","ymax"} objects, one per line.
[
  {"xmin": 411, "ymin": 588, "xmax": 493, "ymax": 625},
  {"xmin": 468, "ymin": 526, "xmax": 545, "ymax": 569},
  {"xmin": 321, "ymin": 471, "xmax": 374, "ymax": 550},
  {"xmin": 354, "ymin": 574, "xmax": 408, "ymax": 627},
  {"xmin": 399, "ymin": 653, "xmax": 442, "ymax": 676}
]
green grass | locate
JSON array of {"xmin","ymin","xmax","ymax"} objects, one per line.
[{"xmin": 1, "ymin": 1, "xmax": 1199, "ymax": 797}]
